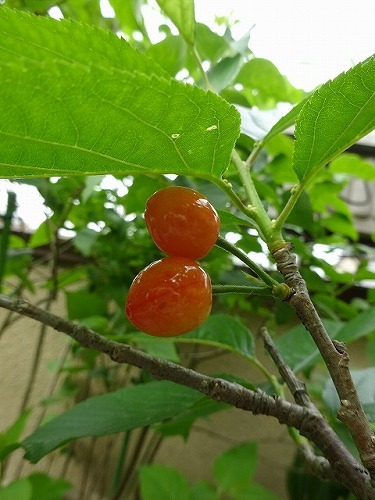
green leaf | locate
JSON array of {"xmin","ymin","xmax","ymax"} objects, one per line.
[
  {"xmin": 22, "ymin": 381, "xmax": 202, "ymax": 462},
  {"xmin": 146, "ymin": 35, "xmax": 187, "ymax": 77},
  {"xmin": 323, "ymin": 368, "xmax": 375, "ymax": 417},
  {"xmin": 178, "ymin": 314, "xmax": 255, "ymax": 359},
  {"xmin": 0, "ymin": 410, "xmax": 30, "ymax": 461},
  {"xmin": 28, "ymin": 220, "xmax": 51, "ymax": 248},
  {"xmin": 29, "ymin": 473, "xmax": 71, "ymax": 500},
  {"xmin": 335, "ymin": 306, "xmax": 375, "ymax": 343},
  {"xmin": 320, "ymin": 213, "xmax": 358, "ymax": 241},
  {"xmin": 277, "ymin": 307, "xmax": 375, "ymax": 374},
  {"xmin": 293, "ymin": 56, "xmax": 375, "ymax": 183},
  {"xmin": 275, "ymin": 320, "xmax": 342, "ymax": 373},
  {"xmin": 65, "ymin": 290, "xmax": 107, "ymax": 320},
  {"xmin": 73, "ymin": 228, "xmax": 99, "ymax": 257},
  {"xmin": 132, "ymin": 336, "xmax": 180, "ymax": 362},
  {"xmin": 207, "ymin": 54, "xmax": 243, "ymax": 93},
  {"xmin": 232, "ymin": 483, "xmax": 279, "ymax": 499},
  {"xmin": 261, "ymin": 99, "xmax": 307, "ymax": 145},
  {"xmin": 189, "ymin": 481, "xmax": 217, "ymax": 500},
  {"xmin": 124, "ymin": 175, "xmax": 166, "ymax": 214},
  {"xmin": 156, "ymin": 397, "xmax": 228, "ymax": 439},
  {"xmin": 0, "ymin": 8, "xmax": 239, "ymax": 180},
  {"xmin": 0, "ymin": 479, "xmax": 32, "ymax": 500},
  {"xmin": 236, "ymin": 58, "xmax": 302, "ymax": 106},
  {"xmin": 213, "ymin": 442, "xmax": 257, "ymax": 496},
  {"xmin": 236, "ymin": 106, "xmax": 284, "ymax": 141},
  {"xmin": 195, "ymin": 23, "xmax": 232, "ymax": 63},
  {"xmin": 140, "ymin": 464, "xmax": 190, "ymax": 500},
  {"xmin": 156, "ymin": 0, "xmax": 195, "ymax": 46},
  {"xmin": 109, "ymin": 0, "xmax": 148, "ymax": 38},
  {"xmin": 330, "ymin": 153, "xmax": 375, "ymax": 180},
  {"xmin": 217, "ymin": 210, "xmax": 257, "ymax": 229}
]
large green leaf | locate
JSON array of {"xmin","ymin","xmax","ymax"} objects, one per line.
[
  {"xmin": 22, "ymin": 381, "xmax": 202, "ymax": 463},
  {"xmin": 0, "ymin": 8, "xmax": 239, "ymax": 180},
  {"xmin": 156, "ymin": 0, "xmax": 195, "ymax": 46},
  {"xmin": 293, "ymin": 55, "xmax": 375, "ymax": 183}
]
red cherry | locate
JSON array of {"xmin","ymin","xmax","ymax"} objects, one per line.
[
  {"xmin": 125, "ymin": 256, "xmax": 212, "ymax": 337},
  {"xmin": 144, "ymin": 186, "xmax": 220, "ymax": 260}
]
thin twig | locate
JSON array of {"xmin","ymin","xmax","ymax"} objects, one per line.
[
  {"xmin": 260, "ymin": 326, "xmax": 333, "ymax": 481},
  {"xmin": 260, "ymin": 326, "xmax": 312, "ymax": 408}
]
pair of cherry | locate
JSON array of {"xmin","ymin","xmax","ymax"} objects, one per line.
[{"xmin": 125, "ymin": 186, "xmax": 220, "ymax": 337}]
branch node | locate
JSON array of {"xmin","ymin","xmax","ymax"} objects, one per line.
[{"xmin": 333, "ymin": 339, "xmax": 347, "ymax": 355}]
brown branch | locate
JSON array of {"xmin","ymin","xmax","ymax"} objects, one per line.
[
  {"xmin": 272, "ymin": 244, "xmax": 375, "ymax": 486},
  {"xmin": 0, "ymin": 294, "xmax": 374, "ymax": 498}
]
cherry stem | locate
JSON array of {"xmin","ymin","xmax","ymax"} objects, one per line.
[
  {"xmin": 215, "ymin": 235, "xmax": 279, "ymax": 289},
  {"xmin": 212, "ymin": 284, "xmax": 271, "ymax": 296}
]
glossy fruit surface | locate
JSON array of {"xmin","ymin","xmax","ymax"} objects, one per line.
[
  {"xmin": 144, "ymin": 186, "xmax": 220, "ymax": 260},
  {"xmin": 125, "ymin": 256, "xmax": 212, "ymax": 337}
]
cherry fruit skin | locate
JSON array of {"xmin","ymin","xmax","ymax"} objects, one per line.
[
  {"xmin": 125, "ymin": 256, "xmax": 212, "ymax": 337},
  {"xmin": 144, "ymin": 186, "xmax": 220, "ymax": 260}
]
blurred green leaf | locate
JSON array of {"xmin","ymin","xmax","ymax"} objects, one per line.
[
  {"xmin": 195, "ymin": 23, "xmax": 232, "ymax": 63},
  {"xmin": 29, "ymin": 473, "xmax": 71, "ymax": 500},
  {"xmin": 65, "ymin": 290, "xmax": 107, "ymax": 320},
  {"xmin": 73, "ymin": 227, "xmax": 100, "ymax": 257},
  {"xmin": 277, "ymin": 307, "xmax": 375, "ymax": 374},
  {"xmin": 208, "ymin": 54, "xmax": 243, "ymax": 93},
  {"xmin": 0, "ymin": 410, "xmax": 30, "ymax": 461},
  {"xmin": 236, "ymin": 58, "xmax": 302, "ymax": 106},
  {"xmin": 214, "ymin": 443, "xmax": 277, "ymax": 500},
  {"xmin": 323, "ymin": 368, "xmax": 375, "ymax": 417},
  {"xmin": 28, "ymin": 220, "xmax": 51, "ymax": 248},
  {"xmin": 335, "ymin": 306, "xmax": 375, "ymax": 343},
  {"xmin": 293, "ymin": 56, "xmax": 375, "ymax": 183},
  {"xmin": 132, "ymin": 336, "xmax": 180, "ymax": 362},
  {"xmin": 124, "ymin": 175, "xmax": 166, "ymax": 213},
  {"xmin": 109, "ymin": 0, "xmax": 148, "ymax": 38},
  {"xmin": 320, "ymin": 213, "xmax": 358, "ymax": 241},
  {"xmin": 0, "ymin": 479, "xmax": 32, "ymax": 500},
  {"xmin": 275, "ymin": 320, "xmax": 342, "ymax": 373},
  {"xmin": 140, "ymin": 464, "xmax": 190, "ymax": 500},
  {"xmin": 74, "ymin": 228, "xmax": 99, "ymax": 257},
  {"xmin": 156, "ymin": 0, "xmax": 195, "ymax": 46},
  {"xmin": 213, "ymin": 442, "xmax": 257, "ymax": 496},
  {"xmin": 22, "ymin": 381, "xmax": 203, "ymax": 462},
  {"xmin": 189, "ymin": 481, "xmax": 217, "ymax": 500},
  {"xmin": 146, "ymin": 35, "xmax": 187, "ymax": 76},
  {"xmin": 330, "ymin": 153, "xmax": 375, "ymax": 180}
]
